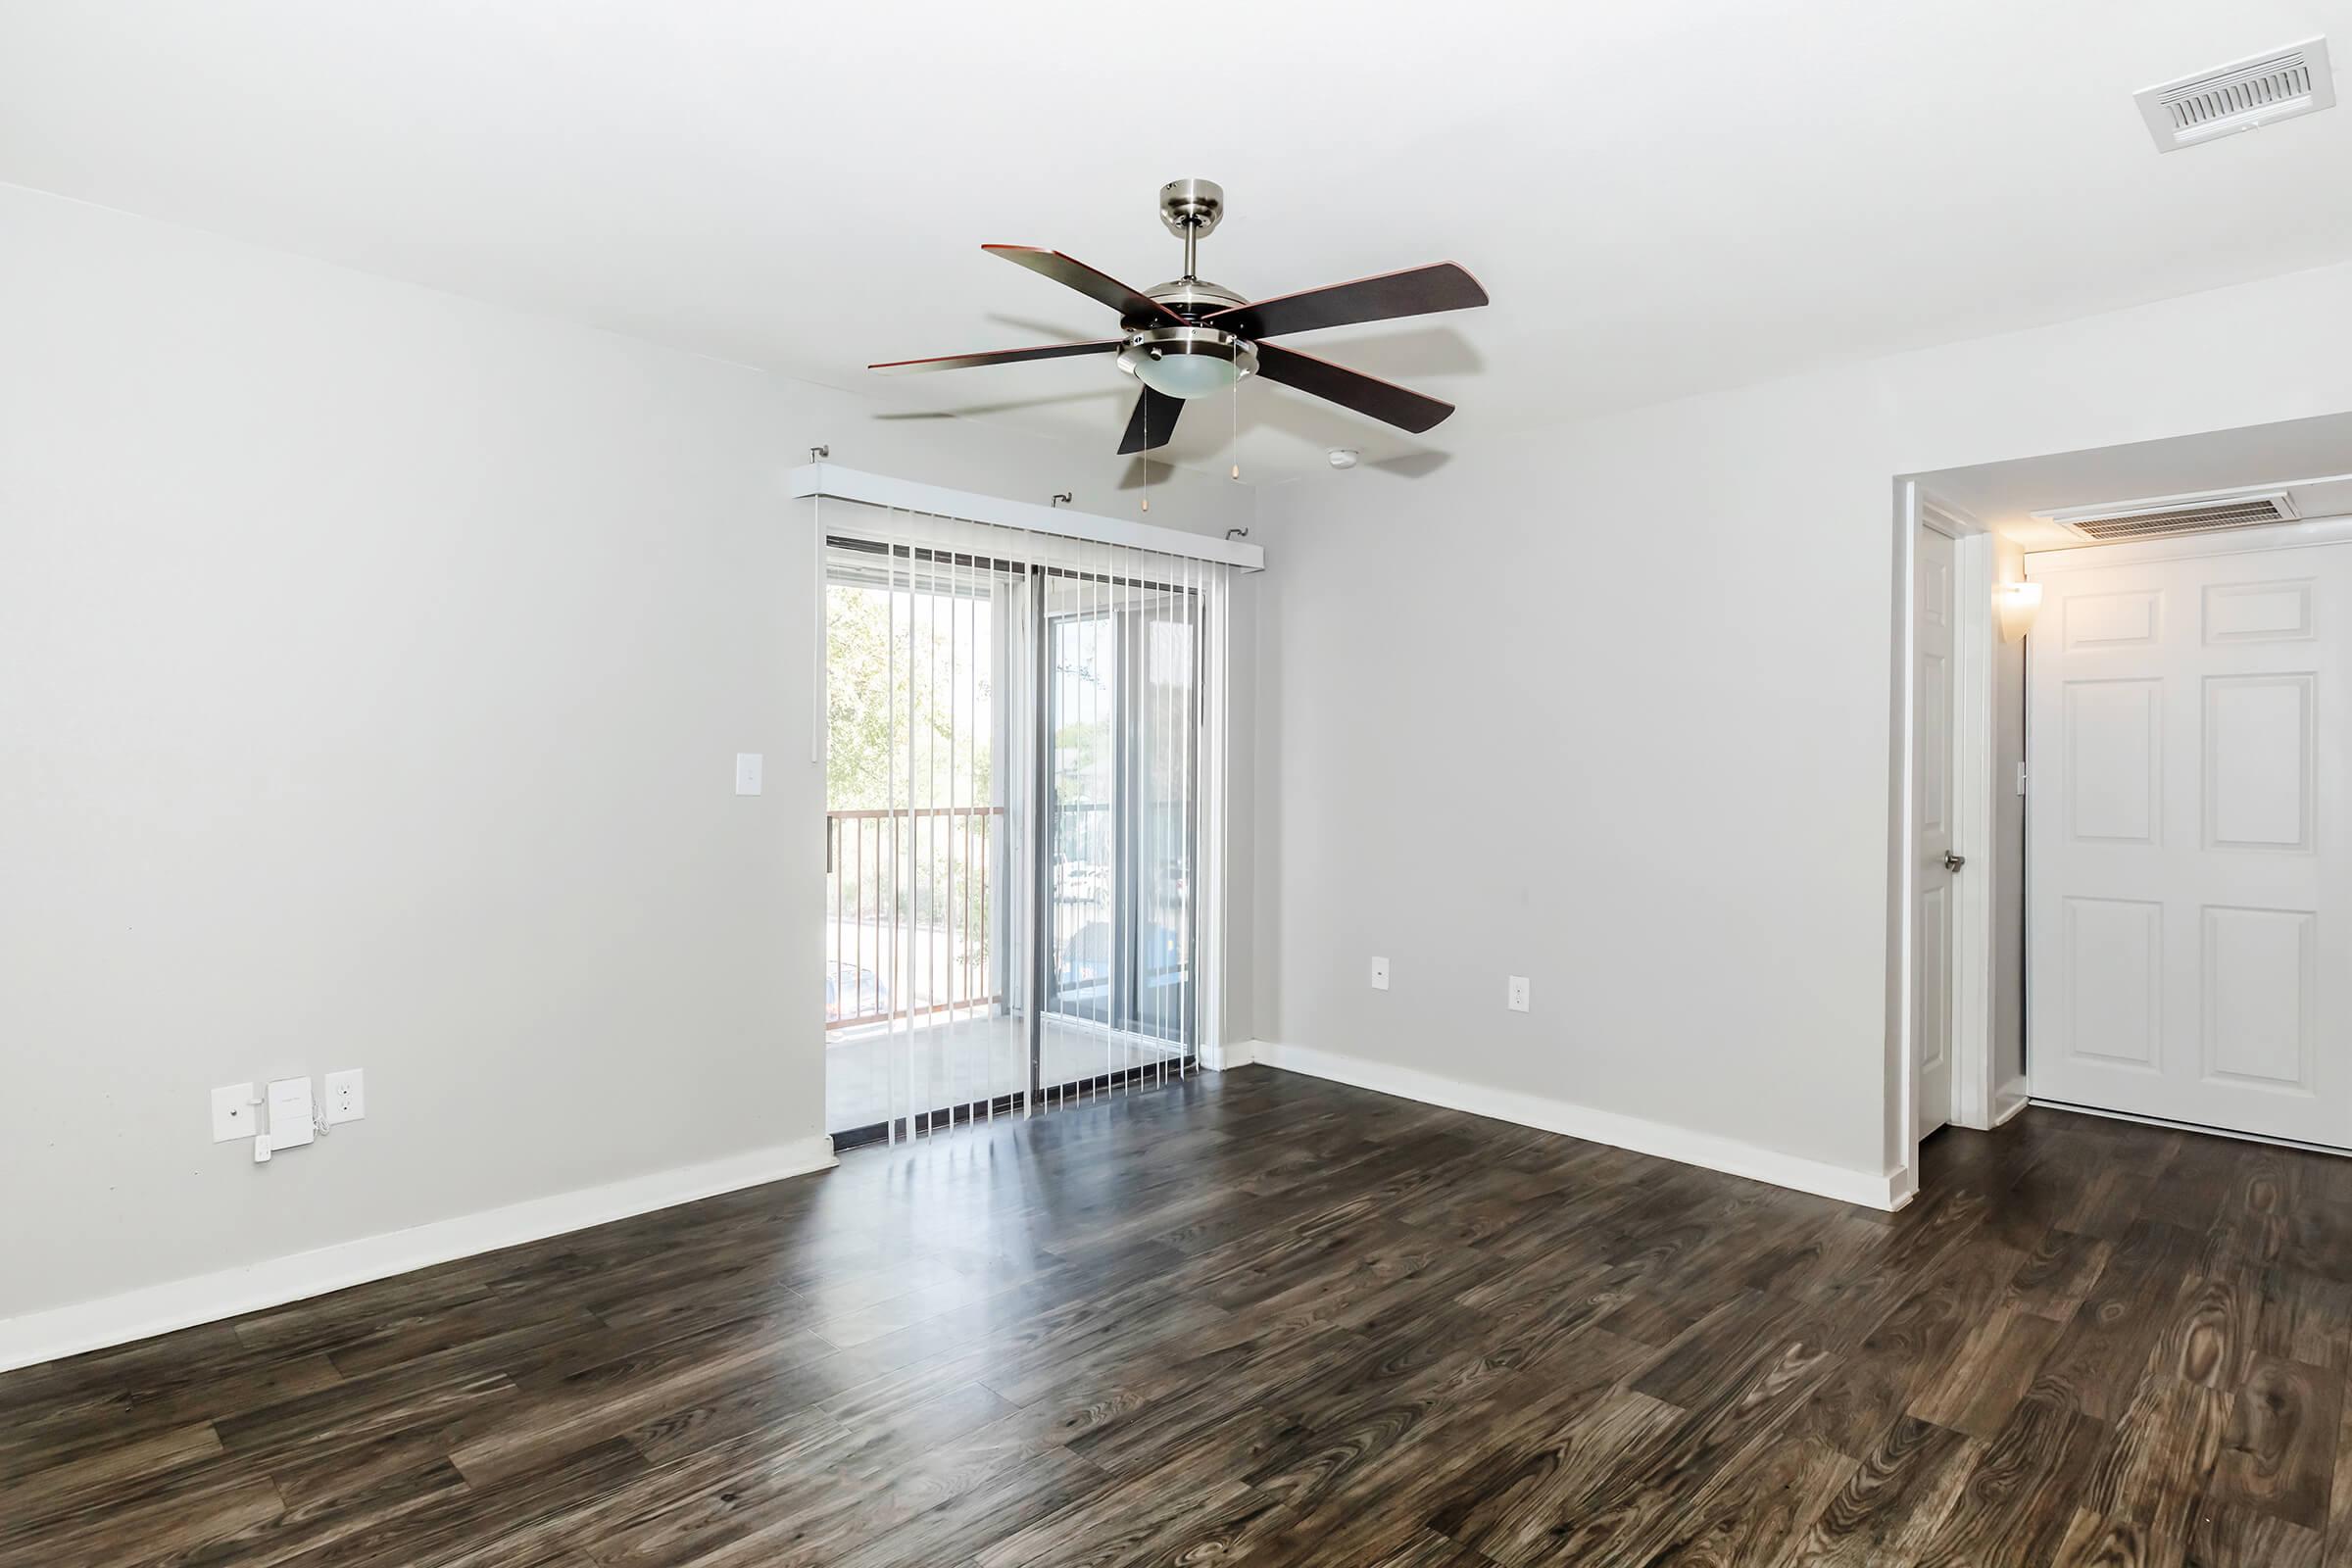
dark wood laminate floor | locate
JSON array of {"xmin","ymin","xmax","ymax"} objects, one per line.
[{"xmin": 7, "ymin": 1069, "xmax": 2352, "ymax": 1567}]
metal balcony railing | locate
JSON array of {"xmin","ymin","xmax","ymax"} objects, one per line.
[{"xmin": 825, "ymin": 806, "xmax": 1003, "ymax": 1031}]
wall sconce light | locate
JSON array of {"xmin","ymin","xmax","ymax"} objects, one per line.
[{"xmin": 1998, "ymin": 580, "xmax": 2043, "ymax": 642}]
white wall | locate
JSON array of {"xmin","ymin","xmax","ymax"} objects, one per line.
[
  {"xmin": 11, "ymin": 174, "xmax": 2352, "ymax": 1340},
  {"xmin": 1253, "ymin": 375, "xmax": 1905, "ymax": 1187},
  {"xmin": 0, "ymin": 185, "xmax": 1251, "ymax": 1334},
  {"xmin": 1254, "ymin": 256, "xmax": 2352, "ymax": 1195}
]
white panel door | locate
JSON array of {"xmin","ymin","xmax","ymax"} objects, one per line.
[
  {"xmin": 2029, "ymin": 538, "xmax": 2351, "ymax": 1146},
  {"xmin": 1915, "ymin": 523, "xmax": 1957, "ymax": 1136}
]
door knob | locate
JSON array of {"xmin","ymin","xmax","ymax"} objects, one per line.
[{"xmin": 1943, "ymin": 851, "xmax": 1966, "ymax": 872}]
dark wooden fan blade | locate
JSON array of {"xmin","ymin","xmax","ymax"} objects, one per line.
[
  {"xmin": 869, "ymin": 338, "xmax": 1122, "ymax": 373},
  {"xmin": 985, "ymin": 246, "xmax": 1184, "ymax": 325},
  {"xmin": 1251, "ymin": 343, "xmax": 1454, "ymax": 433},
  {"xmin": 1203, "ymin": 262, "xmax": 1488, "ymax": 339},
  {"xmin": 1119, "ymin": 384, "xmax": 1184, "ymax": 454}
]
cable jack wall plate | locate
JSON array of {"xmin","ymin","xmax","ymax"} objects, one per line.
[{"xmin": 211, "ymin": 1084, "xmax": 257, "ymax": 1143}]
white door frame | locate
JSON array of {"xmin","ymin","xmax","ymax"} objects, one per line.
[{"xmin": 1890, "ymin": 482, "xmax": 2000, "ymax": 1203}]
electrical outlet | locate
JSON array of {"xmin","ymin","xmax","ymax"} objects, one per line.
[
  {"xmin": 211, "ymin": 1083, "xmax": 257, "ymax": 1143},
  {"xmin": 1507, "ymin": 976, "xmax": 1531, "ymax": 1012},
  {"xmin": 1370, "ymin": 956, "xmax": 1390, "ymax": 991},
  {"xmin": 323, "ymin": 1068, "xmax": 366, "ymax": 1125}
]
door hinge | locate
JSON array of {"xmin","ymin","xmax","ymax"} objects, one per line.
[{"xmin": 2016, "ymin": 763, "xmax": 2028, "ymax": 797}]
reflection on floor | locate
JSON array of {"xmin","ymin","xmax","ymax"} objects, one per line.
[{"xmin": 825, "ymin": 1011, "xmax": 1189, "ymax": 1137}]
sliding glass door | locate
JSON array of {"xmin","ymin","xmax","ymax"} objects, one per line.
[
  {"xmin": 822, "ymin": 521, "xmax": 1209, "ymax": 1145},
  {"xmin": 1039, "ymin": 564, "xmax": 1200, "ymax": 1098}
]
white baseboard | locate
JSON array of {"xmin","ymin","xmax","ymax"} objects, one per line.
[
  {"xmin": 1992, "ymin": 1077, "xmax": 2032, "ymax": 1126},
  {"xmin": 1200, "ymin": 1037, "xmax": 1259, "ymax": 1071},
  {"xmin": 0, "ymin": 1134, "xmax": 838, "ymax": 1375},
  {"xmin": 1252, "ymin": 1041, "xmax": 1903, "ymax": 1210}
]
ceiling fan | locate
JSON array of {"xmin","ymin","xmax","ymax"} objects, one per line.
[{"xmin": 870, "ymin": 179, "xmax": 1489, "ymax": 456}]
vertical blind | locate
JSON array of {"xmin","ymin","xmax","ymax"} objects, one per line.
[{"xmin": 817, "ymin": 501, "xmax": 1233, "ymax": 1145}]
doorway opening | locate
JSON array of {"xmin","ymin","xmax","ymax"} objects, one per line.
[{"xmin": 1895, "ymin": 411, "xmax": 2352, "ymax": 1191}]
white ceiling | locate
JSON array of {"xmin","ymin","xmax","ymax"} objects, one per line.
[{"xmin": 6, "ymin": 1, "xmax": 2352, "ymax": 480}]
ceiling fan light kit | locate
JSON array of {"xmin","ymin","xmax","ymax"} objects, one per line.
[
  {"xmin": 870, "ymin": 178, "xmax": 1489, "ymax": 456},
  {"xmin": 1118, "ymin": 325, "xmax": 1256, "ymax": 399}
]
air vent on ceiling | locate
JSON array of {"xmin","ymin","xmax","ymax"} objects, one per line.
[
  {"xmin": 2135, "ymin": 38, "xmax": 2335, "ymax": 151},
  {"xmin": 2035, "ymin": 490, "xmax": 2299, "ymax": 543}
]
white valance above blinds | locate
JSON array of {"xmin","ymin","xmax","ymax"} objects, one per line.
[{"xmin": 786, "ymin": 463, "xmax": 1264, "ymax": 572}]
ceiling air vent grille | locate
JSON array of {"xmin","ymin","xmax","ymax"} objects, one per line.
[
  {"xmin": 2038, "ymin": 492, "xmax": 2299, "ymax": 543},
  {"xmin": 2136, "ymin": 39, "xmax": 2335, "ymax": 151}
]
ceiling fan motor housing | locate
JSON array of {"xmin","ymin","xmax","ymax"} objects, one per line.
[{"xmin": 1139, "ymin": 276, "xmax": 1248, "ymax": 321}]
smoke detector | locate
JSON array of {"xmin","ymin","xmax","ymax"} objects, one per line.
[
  {"xmin": 2135, "ymin": 38, "xmax": 2334, "ymax": 151},
  {"xmin": 2034, "ymin": 487, "xmax": 2299, "ymax": 543}
]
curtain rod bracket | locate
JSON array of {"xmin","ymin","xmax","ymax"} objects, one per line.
[
  {"xmin": 809, "ymin": 444, "xmax": 830, "ymax": 462},
  {"xmin": 1051, "ymin": 492, "xmax": 1072, "ymax": 508}
]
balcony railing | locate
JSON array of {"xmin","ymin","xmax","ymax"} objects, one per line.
[{"xmin": 826, "ymin": 806, "xmax": 1004, "ymax": 1031}]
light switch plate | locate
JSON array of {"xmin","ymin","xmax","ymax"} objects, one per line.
[
  {"xmin": 268, "ymin": 1076, "xmax": 315, "ymax": 1150},
  {"xmin": 734, "ymin": 753, "xmax": 764, "ymax": 795},
  {"xmin": 1507, "ymin": 976, "xmax": 1531, "ymax": 1012},
  {"xmin": 323, "ymin": 1068, "xmax": 366, "ymax": 1125},
  {"xmin": 211, "ymin": 1083, "xmax": 257, "ymax": 1143},
  {"xmin": 1370, "ymin": 956, "xmax": 1390, "ymax": 991}
]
